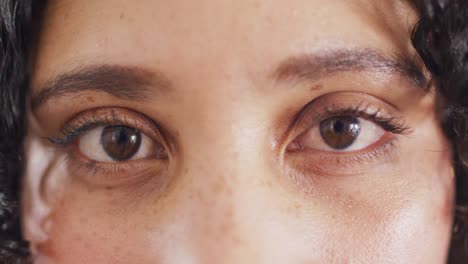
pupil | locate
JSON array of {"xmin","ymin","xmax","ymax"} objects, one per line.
[
  {"xmin": 333, "ymin": 121, "xmax": 345, "ymax": 133},
  {"xmin": 320, "ymin": 116, "xmax": 361, "ymax": 150},
  {"xmin": 101, "ymin": 126, "xmax": 142, "ymax": 161}
]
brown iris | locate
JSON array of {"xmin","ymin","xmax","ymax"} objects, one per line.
[
  {"xmin": 101, "ymin": 126, "xmax": 142, "ymax": 161},
  {"xmin": 319, "ymin": 116, "xmax": 361, "ymax": 150}
]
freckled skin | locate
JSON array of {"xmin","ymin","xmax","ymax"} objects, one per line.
[{"xmin": 23, "ymin": 0, "xmax": 454, "ymax": 263}]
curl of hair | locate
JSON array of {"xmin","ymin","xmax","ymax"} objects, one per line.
[
  {"xmin": 412, "ymin": 0, "xmax": 468, "ymax": 262},
  {"xmin": 0, "ymin": 0, "xmax": 38, "ymax": 263},
  {"xmin": 0, "ymin": 0, "xmax": 467, "ymax": 263}
]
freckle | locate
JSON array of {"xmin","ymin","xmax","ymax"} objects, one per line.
[
  {"xmin": 63, "ymin": 10, "xmax": 70, "ymax": 20},
  {"xmin": 120, "ymin": 12, "xmax": 125, "ymax": 20},
  {"xmin": 217, "ymin": 201, "xmax": 236, "ymax": 241},
  {"xmin": 171, "ymin": 129, "xmax": 181, "ymax": 140},
  {"xmin": 311, "ymin": 84, "xmax": 323, "ymax": 91},
  {"xmin": 168, "ymin": 12, "xmax": 176, "ymax": 21},
  {"xmin": 85, "ymin": 96, "xmax": 95, "ymax": 103},
  {"xmin": 113, "ymin": 244, "xmax": 121, "ymax": 253},
  {"xmin": 253, "ymin": 1, "xmax": 261, "ymax": 9},
  {"xmin": 212, "ymin": 180, "xmax": 224, "ymax": 194},
  {"xmin": 78, "ymin": 216, "xmax": 88, "ymax": 225},
  {"xmin": 196, "ymin": 189, "xmax": 204, "ymax": 202}
]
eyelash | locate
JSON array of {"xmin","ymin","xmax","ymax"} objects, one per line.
[
  {"xmin": 47, "ymin": 108, "xmax": 168, "ymax": 187},
  {"xmin": 321, "ymin": 104, "xmax": 410, "ymax": 135},
  {"xmin": 49, "ymin": 110, "xmax": 150, "ymax": 147},
  {"xmin": 51, "ymin": 103, "xmax": 409, "ymax": 148},
  {"xmin": 48, "ymin": 100, "xmax": 410, "ymax": 184},
  {"xmin": 284, "ymin": 101, "xmax": 410, "ymax": 176},
  {"xmin": 287, "ymin": 97, "xmax": 409, "ymax": 136}
]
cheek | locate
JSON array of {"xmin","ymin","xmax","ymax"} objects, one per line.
[
  {"xmin": 363, "ymin": 154, "xmax": 454, "ymax": 262},
  {"xmin": 367, "ymin": 113, "xmax": 455, "ymax": 262},
  {"xmin": 369, "ymin": 196, "xmax": 452, "ymax": 262},
  {"xmin": 32, "ymin": 123, "xmax": 455, "ymax": 264},
  {"xmin": 36, "ymin": 188, "xmax": 166, "ymax": 264},
  {"xmin": 289, "ymin": 149, "xmax": 455, "ymax": 262},
  {"xmin": 314, "ymin": 186, "xmax": 453, "ymax": 263},
  {"xmin": 36, "ymin": 163, "xmax": 455, "ymax": 264}
]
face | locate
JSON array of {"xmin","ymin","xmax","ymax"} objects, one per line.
[{"xmin": 22, "ymin": 0, "xmax": 454, "ymax": 263}]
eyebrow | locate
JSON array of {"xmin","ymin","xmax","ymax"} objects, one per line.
[
  {"xmin": 31, "ymin": 65, "xmax": 171, "ymax": 110},
  {"xmin": 32, "ymin": 48, "xmax": 427, "ymax": 110},
  {"xmin": 272, "ymin": 48, "xmax": 428, "ymax": 89}
]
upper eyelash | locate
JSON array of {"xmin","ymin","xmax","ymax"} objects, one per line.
[
  {"xmin": 322, "ymin": 103, "xmax": 411, "ymax": 135},
  {"xmin": 50, "ymin": 101, "xmax": 410, "ymax": 150},
  {"xmin": 49, "ymin": 121, "xmax": 106, "ymax": 147},
  {"xmin": 48, "ymin": 112, "xmax": 139, "ymax": 147}
]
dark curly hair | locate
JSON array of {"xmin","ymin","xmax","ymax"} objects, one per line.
[
  {"xmin": 0, "ymin": 0, "xmax": 36, "ymax": 263},
  {"xmin": 413, "ymin": 0, "xmax": 468, "ymax": 262},
  {"xmin": 0, "ymin": 0, "xmax": 467, "ymax": 263}
]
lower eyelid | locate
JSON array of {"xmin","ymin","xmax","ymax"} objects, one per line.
[
  {"xmin": 48, "ymin": 110, "xmax": 171, "ymax": 188},
  {"xmin": 64, "ymin": 149, "xmax": 168, "ymax": 189},
  {"xmin": 284, "ymin": 136, "xmax": 399, "ymax": 177}
]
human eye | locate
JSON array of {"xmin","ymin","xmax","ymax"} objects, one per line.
[
  {"xmin": 291, "ymin": 116, "xmax": 386, "ymax": 152},
  {"xmin": 77, "ymin": 125, "xmax": 163, "ymax": 162},
  {"xmin": 49, "ymin": 108, "xmax": 169, "ymax": 187},
  {"xmin": 284, "ymin": 92, "xmax": 411, "ymax": 177}
]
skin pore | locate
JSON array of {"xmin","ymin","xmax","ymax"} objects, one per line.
[{"xmin": 22, "ymin": 0, "xmax": 454, "ymax": 263}]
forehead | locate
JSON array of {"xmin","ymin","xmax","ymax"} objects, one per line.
[{"xmin": 33, "ymin": 0, "xmax": 418, "ymax": 89}]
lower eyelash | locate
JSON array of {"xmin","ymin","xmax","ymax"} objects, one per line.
[
  {"xmin": 324, "ymin": 137, "xmax": 398, "ymax": 167},
  {"xmin": 63, "ymin": 148, "xmax": 165, "ymax": 188}
]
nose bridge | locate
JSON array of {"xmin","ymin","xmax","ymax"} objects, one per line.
[
  {"xmin": 169, "ymin": 84, "xmax": 272, "ymax": 262},
  {"xmin": 184, "ymin": 162, "xmax": 245, "ymax": 262},
  {"xmin": 177, "ymin": 69, "xmax": 264, "ymax": 180},
  {"xmin": 175, "ymin": 136, "xmax": 261, "ymax": 263}
]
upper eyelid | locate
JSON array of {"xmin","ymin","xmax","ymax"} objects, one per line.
[
  {"xmin": 284, "ymin": 93, "xmax": 411, "ymax": 143},
  {"xmin": 49, "ymin": 108, "xmax": 166, "ymax": 148},
  {"xmin": 323, "ymin": 105, "xmax": 410, "ymax": 132},
  {"xmin": 49, "ymin": 95, "xmax": 409, "ymax": 149},
  {"xmin": 296, "ymin": 106, "xmax": 408, "ymax": 134},
  {"xmin": 49, "ymin": 121, "xmax": 105, "ymax": 146}
]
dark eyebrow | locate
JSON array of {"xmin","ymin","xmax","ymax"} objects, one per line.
[
  {"xmin": 31, "ymin": 65, "xmax": 172, "ymax": 110},
  {"xmin": 272, "ymin": 48, "xmax": 428, "ymax": 89}
]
